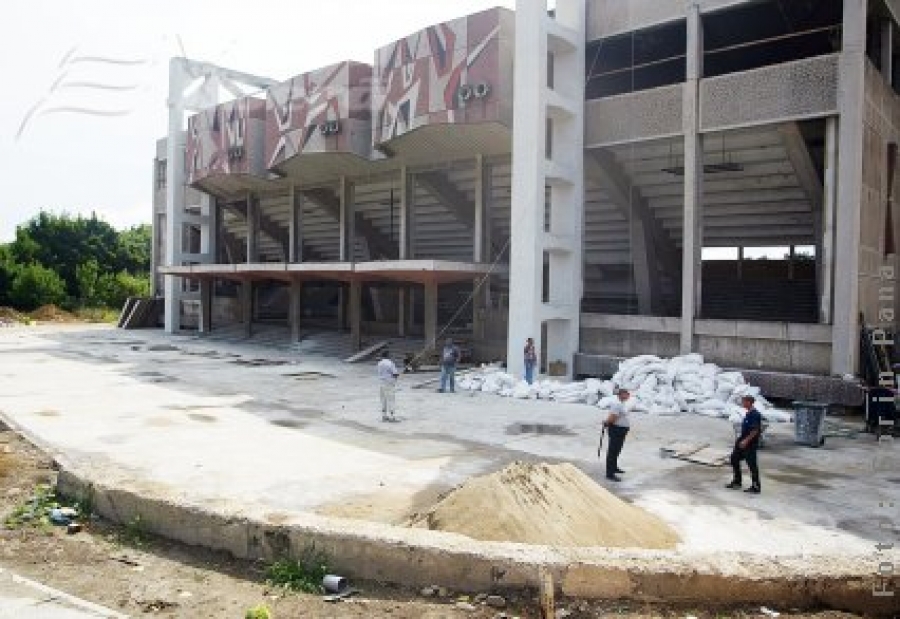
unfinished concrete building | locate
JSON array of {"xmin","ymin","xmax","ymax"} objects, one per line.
[{"xmin": 153, "ymin": 0, "xmax": 899, "ymax": 398}]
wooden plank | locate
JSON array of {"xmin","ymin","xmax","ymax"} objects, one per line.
[{"xmin": 344, "ymin": 340, "xmax": 389, "ymax": 364}]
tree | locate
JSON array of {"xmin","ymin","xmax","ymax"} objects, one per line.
[
  {"xmin": 115, "ymin": 224, "xmax": 152, "ymax": 274},
  {"xmin": 75, "ymin": 259, "xmax": 101, "ymax": 306},
  {"xmin": 96, "ymin": 271, "xmax": 150, "ymax": 308},
  {"xmin": 0, "ymin": 245, "xmax": 18, "ymax": 307},
  {"xmin": 9, "ymin": 263, "xmax": 66, "ymax": 311}
]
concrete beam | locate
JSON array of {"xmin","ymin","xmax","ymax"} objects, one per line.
[
  {"xmin": 303, "ymin": 188, "xmax": 396, "ymax": 260},
  {"xmin": 777, "ymin": 123, "xmax": 823, "ymax": 210}
]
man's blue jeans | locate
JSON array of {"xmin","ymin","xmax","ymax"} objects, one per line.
[
  {"xmin": 524, "ymin": 361, "xmax": 535, "ymax": 385},
  {"xmin": 440, "ymin": 364, "xmax": 456, "ymax": 392}
]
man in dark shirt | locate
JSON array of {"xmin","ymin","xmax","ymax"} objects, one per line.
[{"xmin": 727, "ymin": 395, "xmax": 763, "ymax": 494}]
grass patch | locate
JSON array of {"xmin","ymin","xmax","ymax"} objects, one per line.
[
  {"xmin": 4, "ymin": 483, "xmax": 77, "ymax": 529},
  {"xmin": 245, "ymin": 605, "xmax": 272, "ymax": 619},
  {"xmin": 73, "ymin": 307, "xmax": 120, "ymax": 323},
  {"xmin": 118, "ymin": 514, "xmax": 147, "ymax": 547},
  {"xmin": 265, "ymin": 544, "xmax": 329, "ymax": 594}
]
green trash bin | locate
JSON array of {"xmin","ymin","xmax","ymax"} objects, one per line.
[{"xmin": 792, "ymin": 401, "xmax": 828, "ymax": 447}]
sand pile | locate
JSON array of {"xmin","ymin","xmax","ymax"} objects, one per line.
[
  {"xmin": 30, "ymin": 305, "xmax": 76, "ymax": 322},
  {"xmin": 0, "ymin": 307, "xmax": 27, "ymax": 323},
  {"xmin": 407, "ymin": 461, "xmax": 680, "ymax": 549}
]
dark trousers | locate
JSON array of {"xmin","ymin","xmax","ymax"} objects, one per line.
[
  {"xmin": 730, "ymin": 440, "xmax": 760, "ymax": 488},
  {"xmin": 606, "ymin": 426, "xmax": 629, "ymax": 477}
]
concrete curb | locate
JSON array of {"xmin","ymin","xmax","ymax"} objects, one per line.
[{"xmin": 3, "ymin": 412, "xmax": 897, "ymax": 615}]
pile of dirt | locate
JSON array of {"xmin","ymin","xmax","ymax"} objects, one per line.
[
  {"xmin": 0, "ymin": 307, "xmax": 27, "ymax": 323},
  {"xmin": 407, "ymin": 461, "xmax": 680, "ymax": 549},
  {"xmin": 29, "ymin": 305, "xmax": 76, "ymax": 323}
]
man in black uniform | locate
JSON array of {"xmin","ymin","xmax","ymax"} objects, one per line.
[
  {"xmin": 603, "ymin": 389, "xmax": 631, "ymax": 482},
  {"xmin": 727, "ymin": 395, "xmax": 762, "ymax": 494}
]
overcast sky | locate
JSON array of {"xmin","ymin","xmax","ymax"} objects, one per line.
[{"xmin": 1, "ymin": 0, "xmax": 516, "ymax": 242}]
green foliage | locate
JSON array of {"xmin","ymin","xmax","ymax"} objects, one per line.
[
  {"xmin": 245, "ymin": 605, "xmax": 272, "ymax": 619},
  {"xmin": 76, "ymin": 259, "xmax": 101, "ymax": 306},
  {"xmin": 4, "ymin": 484, "xmax": 79, "ymax": 529},
  {"xmin": 0, "ymin": 211, "xmax": 152, "ymax": 312},
  {"xmin": 265, "ymin": 545, "xmax": 329, "ymax": 594},
  {"xmin": 9, "ymin": 263, "xmax": 66, "ymax": 311},
  {"xmin": 95, "ymin": 271, "xmax": 150, "ymax": 308},
  {"xmin": 118, "ymin": 514, "xmax": 147, "ymax": 547}
]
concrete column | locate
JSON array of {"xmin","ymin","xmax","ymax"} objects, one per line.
[
  {"xmin": 289, "ymin": 280, "xmax": 303, "ymax": 342},
  {"xmin": 474, "ymin": 155, "xmax": 486, "ymax": 263},
  {"xmin": 473, "ymin": 280, "xmax": 487, "ymax": 341},
  {"xmin": 339, "ymin": 177, "xmax": 353, "ymax": 262},
  {"xmin": 199, "ymin": 191, "xmax": 216, "ymax": 263},
  {"xmin": 164, "ymin": 59, "xmax": 189, "ymax": 333},
  {"xmin": 399, "ymin": 167, "xmax": 410, "ymax": 260},
  {"xmin": 424, "ymin": 281, "xmax": 438, "ymax": 351},
  {"xmin": 289, "ymin": 185, "xmax": 303, "ymax": 263},
  {"xmin": 337, "ymin": 286, "xmax": 345, "ymax": 331},
  {"xmin": 680, "ymin": 2, "xmax": 703, "ymax": 354},
  {"xmin": 198, "ymin": 278, "xmax": 212, "ymax": 334},
  {"xmin": 398, "ymin": 288, "xmax": 407, "ymax": 336},
  {"xmin": 246, "ymin": 194, "xmax": 258, "ymax": 264},
  {"xmin": 833, "ymin": 0, "xmax": 867, "ymax": 375},
  {"xmin": 821, "ymin": 117, "xmax": 838, "ymax": 325},
  {"xmin": 241, "ymin": 280, "xmax": 253, "ymax": 337},
  {"xmin": 882, "ymin": 19, "xmax": 894, "ymax": 85},
  {"xmin": 408, "ymin": 287, "xmax": 416, "ymax": 334},
  {"xmin": 349, "ymin": 280, "xmax": 362, "ymax": 351}
]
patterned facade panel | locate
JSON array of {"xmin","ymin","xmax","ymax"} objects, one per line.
[
  {"xmin": 585, "ymin": 84, "xmax": 684, "ymax": 147},
  {"xmin": 186, "ymin": 97, "xmax": 267, "ymax": 185},
  {"xmin": 265, "ymin": 61, "xmax": 373, "ymax": 169},
  {"xmin": 700, "ymin": 54, "xmax": 839, "ymax": 132},
  {"xmin": 373, "ymin": 7, "xmax": 512, "ymax": 144}
]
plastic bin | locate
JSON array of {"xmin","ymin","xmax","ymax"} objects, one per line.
[{"xmin": 792, "ymin": 401, "xmax": 828, "ymax": 447}]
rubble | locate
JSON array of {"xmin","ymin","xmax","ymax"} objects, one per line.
[{"xmin": 458, "ymin": 353, "xmax": 794, "ymax": 424}]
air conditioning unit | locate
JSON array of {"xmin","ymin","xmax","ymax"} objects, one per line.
[
  {"xmin": 458, "ymin": 84, "xmax": 474, "ymax": 103},
  {"xmin": 320, "ymin": 120, "xmax": 341, "ymax": 136},
  {"xmin": 474, "ymin": 82, "xmax": 491, "ymax": 99}
]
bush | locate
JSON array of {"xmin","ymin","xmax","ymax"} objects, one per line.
[
  {"xmin": 95, "ymin": 271, "xmax": 150, "ymax": 309},
  {"xmin": 9, "ymin": 263, "xmax": 66, "ymax": 311}
]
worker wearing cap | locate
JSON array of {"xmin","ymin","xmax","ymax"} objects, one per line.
[
  {"xmin": 603, "ymin": 389, "xmax": 631, "ymax": 482},
  {"xmin": 727, "ymin": 395, "xmax": 762, "ymax": 494}
]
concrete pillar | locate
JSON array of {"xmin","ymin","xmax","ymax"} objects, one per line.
[
  {"xmin": 821, "ymin": 117, "xmax": 838, "ymax": 325},
  {"xmin": 399, "ymin": 167, "xmax": 410, "ymax": 260},
  {"xmin": 198, "ymin": 278, "xmax": 212, "ymax": 334},
  {"xmin": 339, "ymin": 177, "xmax": 353, "ymax": 262},
  {"xmin": 164, "ymin": 59, "xmax": 189, "ymax": 333},
  {"xmin": 474, "ymin": 155, "xmax": 486, "ymax": 263},
  {"xmin": 424, "ymin": 281, "xmax": 438, "ymax": 351},
  {"xmin": 473, "ymin": 280, "xmax": 487, "ymax": 341},
  {"xmin": 833, "ymin": 0, "xmax": 867, "ymax": 375},
  {"xmin": 508, "ymin": 0, "xmax": 585, "ymax": 379},
  {"xmin": 882, "ymin": 19, "xmax": 894, "ymax": 85},
  {"xmin": 398, "ymin": 287, "xmax": 407, "ymax": 337},
  {"xmin": 289, "ymin": 280, "xmax": 302, "ymax": 342},
  {"xmin": 680, "ymin": 3, "xmax": 703, "ymax": 354},
  {"xmin": 349, "ymin": 280, "xmax": 362, "ymax": 351},
  {"xmin": 737, "ymin": 246, "xmax": 744, "ymax": 280},
  {"xmin": 241, "ymin": 280, "xmax": 253, "ymax": 337},
  {"xmin": 246, "ymin": 193, "xmax": 258, "ymax": 264},
  {"xmin": 289, "ymin": 185, "xmax": 303, "ymax": 263}
]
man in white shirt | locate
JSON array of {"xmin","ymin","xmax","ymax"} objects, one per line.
[
  {"xmin": 376, "ymin": 350, "xmax": 400, "ymax": 422},
  {"xmin": 602, "ymin": 389, "xmax": 631, "ymax": 482}
]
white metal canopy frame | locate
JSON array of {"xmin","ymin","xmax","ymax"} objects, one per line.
[{"xmin": 163, "ymin": 58, "xmax": 278, "ymax": 333}]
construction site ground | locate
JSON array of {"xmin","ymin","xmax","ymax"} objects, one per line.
[{"xmin": 0, "ymin": 324, "xmax": 897, "ymax": 617}]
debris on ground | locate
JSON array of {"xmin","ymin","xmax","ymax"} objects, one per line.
[
  {"xmin": 407, "ymin": 461, "xmax": 680, "ymax": 548},
  {"xmin": 30, "ymin": 304, "xmax": 77, "ymax": 323},
  {"xmin": 458, "ymin": 353, "xmax": 794, "ymax": 423}
]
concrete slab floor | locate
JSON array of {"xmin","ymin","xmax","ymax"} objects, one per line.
[{"xmin": 0, "ymin": 324, "xmax": 898, "ymax": 558}]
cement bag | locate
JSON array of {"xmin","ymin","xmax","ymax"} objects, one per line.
[
  {"xmin": 762, "ymin": 408, "xmax": 792, "ymax": 423},
  {"xmin": 510, "ymin": 381, "xmax": 534, "ymax": 399},
  {"xmin": 596, "ymin": 395, "xmax": 619, "ymax": 410}
]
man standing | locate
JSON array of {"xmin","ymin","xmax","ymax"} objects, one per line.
[
  {"xmin": 524, "ymin": 337, "xmax": 537, "ymax": 385},
  {"xmin": 602, "ymin": 389, "xmax": 631, "ymax": 482},
  {"xmin": 438, "ymin": 338, "xmax": 460, "ymax": 393},
  {"xmin": 376, "ymin": 350, "xmax": 400, "ymax": 422},
  {"xmin": 727, "ymin": 395, "xmax": 762, "ymax": 493}
]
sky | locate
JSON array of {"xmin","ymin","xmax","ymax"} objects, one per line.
[{"xmin": 0, "ymin": 0, "xmax": 516, "ymax": 243}]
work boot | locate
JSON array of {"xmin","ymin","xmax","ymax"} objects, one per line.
[
  {"xmin": 726, "ymin": 481, "xmax": 741, "ymax": 490},
  {"xmin": 744, "ymin": 485, "xmax": 761, "ymax": 494},
  {"xmin": 615, "ymin": 468, "xmax": 625, "ymax": 474},
  {"xmin": 606, "ymin": 475, "xmax": 621, "ymax": 482}
]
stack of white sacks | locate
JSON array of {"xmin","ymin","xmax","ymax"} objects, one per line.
[{"xmin": 457, "ymin": 353, "xmax": 793, "ymax": 424}]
